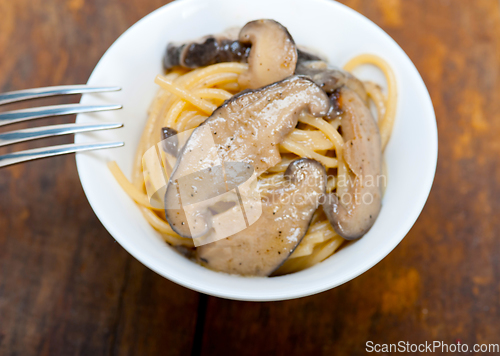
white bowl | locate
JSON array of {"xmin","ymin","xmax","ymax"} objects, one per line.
[{"xmin": 75, "ymin": 0, "xmax": 437, "ymax": 301}]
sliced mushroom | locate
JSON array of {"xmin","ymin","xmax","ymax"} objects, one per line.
[
  {"xmin": 322, "ymin": 87, "xmax": 382, "ymax": 240},
  {"xmin": 164, "ymin": 75, "xmax": 330, "ymax": 238},
  {"xmin": 297, "ymin": 48, "xmax": 323, "ymax": 63},
  {"xmin": 164, "ymin": 29, "xmax": 250, "ymax": 70},
  {"xmin": 197, "ymin": 158, "xmax": 326, "ymax": 276},
  {"xmin": 296, "ymin": 60, "xmax": 368, "ymax": 104},
  {"xmin": 164, "ymin": 20, "xmax": 302, "ymax": 89},
  {"xmin": 328, "ymin": 89, "xmax": 343, "ymax": 118},
  {"xmin": 237, "ymin": 19, "xmax": 298, "ymax": 89},
  {"xmin": 161, "ymin": 127, "xmax": 178, "ymax": 156},
  {"xmin": 165, "ymin": 32, "xmax": 317, "ymax": 72}
]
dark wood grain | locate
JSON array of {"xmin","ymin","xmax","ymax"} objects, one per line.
[
  {"xmin": 0, "ymin": 1, "xmax": 199, "ymax": 356},
  {"xmin": 1, "ymin": 0, "xmax": 500, "ymax": 355}
]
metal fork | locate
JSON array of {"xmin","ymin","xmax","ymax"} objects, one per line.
[{"xmin": 0, "ymin": 85, "xmax": 123, "ymax": 168}]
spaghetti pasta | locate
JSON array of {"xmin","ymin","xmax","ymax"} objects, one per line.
[
  {"xmin": 110, "ymin": 53, "xmax": 397, "ymax": 275},
  {"xmin": 344, "ymin": 54, "xmax": 397, "ymax": 150}
]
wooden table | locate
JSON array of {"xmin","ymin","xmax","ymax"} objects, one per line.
[{"xmin": 0, "ymin": 0, "xmax": 499, "ymax": 354}]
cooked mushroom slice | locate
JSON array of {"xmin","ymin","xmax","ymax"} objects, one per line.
[
  {"xmin": 164, "ymin": 25, "xmax": 314, "ymax": 72},
  {"xmin": 329, "ymin": 89, "xmax": 343, "ymax": 117},
  {"xmin": 164, "ymin": 76, "xmax": 330, "ymax": 238},
  {"xmin": 238, "ymin": 19, "xmax": 298, "ymax": 89},
  {"xmin": 197, "ymin": 158, "xmax": 327, "ymax": 276},
  {"xmin": 161, "ymin": 127, "xmax": 178, "ymax": 156},
  {"xmin": 296, "ymin": 60, "xmax": 368, "ymax": 104},
  {"xmin": 322, "ymin": 87, "xmax": 382, "ymax": 240},
  {"xmin": 297, "ymin": 48, "xmax": 323, "ymax": 63},
  {"xmin": 164, "ymin": 35, "xmax": 250, "ymax": 70}
]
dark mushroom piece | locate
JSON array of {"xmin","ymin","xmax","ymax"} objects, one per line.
[
  {"xmin": 322, "ymin": 87, "xmax": 382, "ymax": 240},
  {"xmin": 297, "ymin": 49, "xmax": 323, "ymax": 63},
  {"xmin": 237, "ymin": 19, "xmax": 298, "ymax": 89},
  {"xmin": 197, "ymin": 158, "xmax": 326, "ymax": 276},
  {"xmin": 164, "ymin": 75, "xmax": 331, "ymax": 238},
  {"xmin": 164, "ymin": 34, "xmax": 250, "ymax": 70},
  {"xmin": 164, "ymin": 33, "xmax": 316, "ymax": 71},
  {"xmin": 161, "ymin": 127, "xmax": 178, "ymax": 156},
  {"xmin": 295, "ymin": 60, "xmax": 368, "ymax": 104},
  {"xmin": 164, "ymin": 20, "xmax": 305, "ymax": 87}
]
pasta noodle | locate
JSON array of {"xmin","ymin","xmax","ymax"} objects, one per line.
[
  {"xmin": 110, "ymin": 54, "xmax": 397, "ymax": 275},
  {"xmin": 344, "ymin": 54, "xmax": 397, "ymax": 150}
]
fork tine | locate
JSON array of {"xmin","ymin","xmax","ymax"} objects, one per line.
[
  {"xmin": 0, "ymin": 85, "xmax": 121, "ymax": 106},
  {"xmin": 0, "ymin": 123, "xmax": 123, "ymax": 147},
  {"xmin": 0, "ymin": 141, "xmax": 124, "ymax": 168},
  {"xmin": 0, "ymin": 103, "xmax": 122, "ymax": 127}
]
